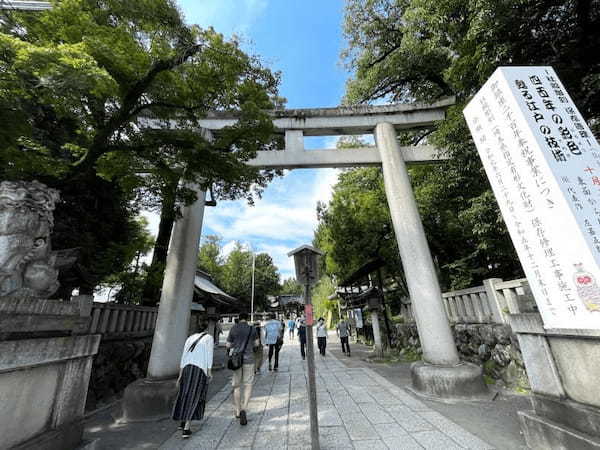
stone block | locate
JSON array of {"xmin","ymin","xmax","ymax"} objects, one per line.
[
  {"xmin": 548, "ymin": 335, "xmax": 600, "ymax": 408},
  {"xmin": 0, "ymin": 333, "xmax": 99, "ymax": 449},
  {"xmin": 119, "ymin": 377, "xmax": 178, "ymax": 422},
  {"xmin": 531, "ymin": 394, "xmax": 600, "ymax": 438},
  {"xmin": 519, "ymin": 410, "xmax": 600, "ymax": 450},
  {"xmin": 513, "ymin": 334, "xmax": 564, "ymax": 398},
  {"xmin": 0, "ymin": 364, "xmax": 60, "ymax": 449}
]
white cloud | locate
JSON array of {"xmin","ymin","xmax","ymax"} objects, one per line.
[
  {"xmin": 203, "ymin": 168, "xmax": 340, "ymax": 278},
  {"xmin": 221, "ymin": 240, "xmax": 238, "ymax": 258},
  {"xmin": 254, "ymin": 242, "xmax": 296, "ymax": 275},
  {"xmin": 178, "ymin": 0, "xmax": 268, "ymax": 36}
]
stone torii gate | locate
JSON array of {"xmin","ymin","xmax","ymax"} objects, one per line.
[{"xmin": 123, "ymin": 98, "xmax": 486, "ymax": 421}]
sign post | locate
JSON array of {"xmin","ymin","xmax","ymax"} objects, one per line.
[
  {"xmin": 464, "ymin": 66, "xmax": 600, "ymax": 330},
  {"xmin": 288, "ymin": 245, "xmax": 323, "ymax": 450}
]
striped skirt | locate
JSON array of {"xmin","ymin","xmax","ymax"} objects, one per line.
[{"xmin": 172, "ymin": 364, "xmax": 209, "ymax": 421}]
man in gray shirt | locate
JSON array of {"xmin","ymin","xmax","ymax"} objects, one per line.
[
  {"xmin": 336, "ymin": 318, "xmax": 351, "ymax": 357},
  {"xmin": 227, "ymin": 313, "xmax": 259, "ymax": 425}
]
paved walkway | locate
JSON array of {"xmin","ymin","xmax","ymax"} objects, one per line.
[{"xmin": 160, "ymin": 335, "xmax": 494, "ymax": 450}]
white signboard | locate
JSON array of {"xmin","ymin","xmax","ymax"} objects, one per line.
[{"xmin": 464, "ymin": 66, "xmax": 600, "ymax": 330}]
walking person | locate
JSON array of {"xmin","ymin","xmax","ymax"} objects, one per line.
[
  {"xmin": 264, "ymin": 314, "xmax": 282, "ymax": 371},
  {"xmin": 253, "ymin": 320, "xmax": 264, "ymax": 374},
  {"xmin": 316, "ymin": 317, "xmax": 328, "ymax": 356},
  {"xmin": 297, "ymin": 319, "xmax": 307, "ymax": 360},
  {"xmin": 172, "ymin": 324, "xmax": 214, "ymax": 438},
  {"xmin": 337, "ymin": 317, "xmax": 351, "ymax": 357},
  {"xmin": 226, "ymin": 312, "xmax": 259, "ymax": 426},
  {"xmin": 287, "ymin": 317, "xmax": 296, "ymax": 338}
]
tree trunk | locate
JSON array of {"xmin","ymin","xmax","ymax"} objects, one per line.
[{"xmin": 142, "ymin": 185, "xmax": 177, "ymax": 306}]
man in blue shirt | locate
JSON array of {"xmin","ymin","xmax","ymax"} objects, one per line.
[
  {"xmin": 264, "ymin": 314, "xmax": 282, "ymax": 371},
  {"xmin": 287, "ymin": 317, "xmax": 296, "ymax": 338}
]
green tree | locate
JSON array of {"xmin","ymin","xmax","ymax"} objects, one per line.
[
  {"xmin": 197, "ymin": 235, "xmax": 225, "ymax": 285},
  {"xmin": 0, "ymin": 0, "xmax": 283, "ymax": 299},
  {"xmin": 314, "ymin": 167, "xmax": 409, "ymax": 301},
  {"xmin": 95, "ymin": 216, "xmax": 154, "ymax": 304},
  {"xmin": 279, "ymin": 278, "xmax": 303, "ymax": 295},
  {"xmin": 311, "ymin": 276, "xmax": 338, "ymax": 327},
  {"xmin": 341, "ymin": 0, "xmax": 600, "ymax": 288},
  {"xmin": 203, "ymin": 241, "xmax": 280, "ymax": 311}
]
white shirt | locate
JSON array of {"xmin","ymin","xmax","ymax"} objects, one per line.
[
  {"xmin": 316, "ymin": 323, "xmax": 328, "ymax": 337},
  {"xmin": 180, "ymin": 333, "xmax": 214, "ymax": 373}
]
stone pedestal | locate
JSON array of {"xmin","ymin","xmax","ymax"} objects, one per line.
[
  {"xmin": 0, "ymin": 297, "xmax": 99, "ymax": 449},
  {"xmin": 510, "ymin": 313, "xmax": 600, "ymax": 449},
  {"xmin": 410, "ymin": 361, "xmax": 487, "ymax": 400}
]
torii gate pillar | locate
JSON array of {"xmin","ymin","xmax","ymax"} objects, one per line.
[
  {"xmin": 120, "ymin": 187, "xmax": 206, "ymax": 422},
  {"xmin": 375, "ymin": 122, "xmax": 487, "ymax": 398}
]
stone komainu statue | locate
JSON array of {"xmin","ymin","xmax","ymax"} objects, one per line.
[{"xmin": 0, "ymin": 180, "xmax": 61, "ymax": 299}]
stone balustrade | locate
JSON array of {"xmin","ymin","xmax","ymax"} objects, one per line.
[
  {"xmin": 87, "ymin": 302, "xmax": 158, "ymax": 338},
  {"xmin": 443, "ymin": 277, "xmax": 531, "ymax": 324},
  {"xmin": 400, "ymin": 277, "xmax": 533, "ymax": 325}
]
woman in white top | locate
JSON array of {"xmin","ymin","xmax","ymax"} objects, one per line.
[
  {"xmin": 316, "ymin": 317, "xmax": 328, "ymax": 356},
  {"xmin": 172, "ymin": 325, "xmax": 214, "ymax": 438}
]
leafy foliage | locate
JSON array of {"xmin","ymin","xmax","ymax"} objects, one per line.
[
  {"xmin": 197, "ymin": 237, "xmax": 280, "ymax": 311},
  {"xmin": 279, "ymin": 278, "xmax": 303, "ymax": 295},
  {"xmin": 338, "ymin": 0, "xmax": 600, "ymax": 289},
  {"xmin": 0, "ymin": 0, "xmax": 283, "ymax": 295}
]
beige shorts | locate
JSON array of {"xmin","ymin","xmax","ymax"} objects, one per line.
[{"xmin": 232, "ymin": 363, "xmax": 255, "ymax": 388}]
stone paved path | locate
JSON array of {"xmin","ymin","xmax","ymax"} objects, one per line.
[{"xmin": 160, "ymin": 335, "xmax": 494, "ymax": 449}]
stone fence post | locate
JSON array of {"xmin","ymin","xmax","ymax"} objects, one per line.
[{"xmin": 482, "ymin": 278, "xmax": 508, "ymax": 324}]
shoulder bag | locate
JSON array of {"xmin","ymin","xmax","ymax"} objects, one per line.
[{"xmin": 227, "ymin": 325, "xmax": 252, "ymax": 371}]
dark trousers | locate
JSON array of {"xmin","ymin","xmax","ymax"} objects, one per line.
[
  {"xmin": 317, "ymin": 337, "xmax": 327, "ymax": 355},
  {"xmin": 268, "ymin": 344, "xmax": 281, "ymax": 368},
  {"xmin": 341, "ymin": 336, "xmax": 350, "ymax": 355},
  {"xmin": 300, "ymin": 340, "xmax": 306, "ymax": 359}
]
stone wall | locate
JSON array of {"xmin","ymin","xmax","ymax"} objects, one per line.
[
  {"xmin": 394, "ymin": 322, "xmax": 529, "ymax": 390},
  {"xmin": 86, "ymin": 336, "xmax": 153, "ymax": 411}
]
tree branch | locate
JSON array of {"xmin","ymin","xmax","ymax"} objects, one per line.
[{"xmin": 75, "ymin": 43, "xmax": 204, "ymax": 171}]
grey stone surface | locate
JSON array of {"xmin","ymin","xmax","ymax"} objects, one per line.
[
  {"xmin": 200, "ymin": 99, "xmax": 453, "ymax": 137},
  {"xmin": 376, "ymin": 121, "xmax": 460, "ymax": 366},
  {"xmin": 119, "ymin": 378, "xmax": 178, "ymax": 423},
  {"xmin": 531, "ymin": 394, "xmax": 600, "ymax": 438},
  {"xmin": 411, "ymin": 361, "xmax": 488, "ymax": 399},
  {"xmin": 514, "ymin": 333, "xmax": 564, "ymax": 397},
  {"xmin": 519, "ymin": 410, "xmax": 600, "ymax": 450},
  {"xmin": 0, "ymin": 364, "xmax": 60, "ymax": 448},
  {"xmin": 548, "ymin": 335, "xmax": 600, "ymax": 408},
  {"xmin": 352, "ymin": 438, "xmax": 388, "ymax": 450},
  {"xmin": 412, "ymin": 429, "xmax": 464, "ymax": 449},
  {"xmin": 0, "ymin": 180, "xmax": 60, "ymax": 300},
  {"xmin": 146, "ymin": 186, "xmax": 206, "ymax": 379},
  {"xmin": 159, "ymin": 334, "xmax": 492, "ymax": 449},
  {"xmin": 0, "ymin": 330, "xmax": 99, "ymax": 449}
]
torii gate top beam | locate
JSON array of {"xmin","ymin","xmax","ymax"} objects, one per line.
[
  {"xmin": 198, "ymin": 98, "xmax": 455, "ymax": 169},
  {"xmin": 199, "ymin": 98, "xmax": 454, "ymax": 136},
  {"xmin": 0, "ymin": 1, "xmax": 52, "ymax": 10}
]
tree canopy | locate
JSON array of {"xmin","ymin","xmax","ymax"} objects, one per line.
[
  {"xmin": 325, "ymin": 0, "xmax": 600, "ymax": 292},
  {"xmin": 0, "ymin": 0, "xmax": 283, "ymax": 296},
  {"xmin": 197, "ymin": 237, "xmax": 281, "ymax": 311}
]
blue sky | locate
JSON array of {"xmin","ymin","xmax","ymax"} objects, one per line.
[{"xmin": 155, "ymin": 0, "xmax": 350, "ymax": 279}]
